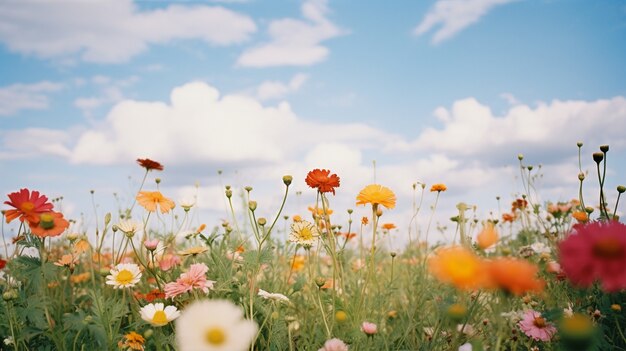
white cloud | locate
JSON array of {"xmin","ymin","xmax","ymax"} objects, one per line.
[
  {"xmin": 411, "ymin": 96, "xmax": 626, "ymax": 159},
  {"xmin": 0, "ymin": 128, "xmax": 72, "ymax": 159},
  {"xmin": 0, "ymin": 81, "xmax": 63, "ymax": 116},
  {"xmin": 74, "ymin": 75, "xmax": 139, "ymax": 116},
  {"xmin": 237, "ymin": 0, "xmax": 345, "ymax": 67},
  {"xmin": 414, "ymin": 0, "xmax": 516, "ymax": 44},
  {"xmin": 256, "ymin": 73, "xmax": 309, "ymax": 101},
  {"xmin": 0, "ymin": 0, "xmax": 256, "ymax": 63}
]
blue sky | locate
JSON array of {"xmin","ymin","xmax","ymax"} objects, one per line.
[{"xmin": 1, "ymin": 0, "xmax": 625, "ymax": 242}]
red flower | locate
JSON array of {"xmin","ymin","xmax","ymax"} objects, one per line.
[
  {"xmin": 559, "ymin": 221, "xmax": 626, "ymax": 292},
  {"xmin": 4, "ymin": 189, "xmax": 54, "ymax": 225},
  {"xmin": 137, "ymin": 158, "xmax": 164, "ymax": 171},
  {"xmin": 29, "ymin": 211, "xmax": 70, "ymax": 238},
  {"xmin": 305, "ymin": 169, "xmax": 340, "ymax": 195},
  {"xmin": 0, "ymin": 258, "xmax": 6, "ymax": 269}
]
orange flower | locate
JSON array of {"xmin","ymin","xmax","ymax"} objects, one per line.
[
  {"xmin": 382, "ymin": 223, "xmax": 396, "ymax": 230},
  {"xmin": 54, "ymin": 254, "xmax": 78, "ymax": 269},
  {"xmin": 291, "ymin": 255, "xmax": 306, "ymax": 272},
  {"xmin": 502, "ymin": 213, "xmax": 516, "ymax": 223},
  {"xmin": 136, "ymin": 191, "xmax": 175, "ymax": 214},
  {"xmin": 428, "ymin": 246, "xmax": 488, "ymax": 290},
  {"xmin": 70, "ymin": 272, "xmax": 91, "ymax": 284},
  {"xmin": 487, "ymin": 258, "xmax": 545, "ymax": 296},
  {"xmin": 476, "ymin": 222, "xmax": 498, "ymax": 249},
  {"xmin": 293, "ymin": 215, "xmax": 302, "ymax": 222},
  {"xmin": 308, "ymin": 206, "xmax": 333, "ymax": 216},
  {"xmin": 356, "ymin": 184, "xmax": 396, "ymax": 209},
  {"xmin": 136, "ymin": 158, "xmax": 163, "ymax": 171},
  {"xmin": 29, "ymin": 211, "xmax": 69, "ymax": 238},
  {"xmin": 572, "ymin": 211, "xmax": 588, "ymax": 222},
  {"xmin": 361, "ymin": 216, "xmax": 369, "ymax": 225},
  {"xmin": 305, "ymin": 169, "xmax": 340, "ymax": 195},
  {"xmin": 430, "ymin": 183, "xmax": 447, "ymax": 192},
  {"xmin": 73, "ymin": 239, "xmax": 91, "ymax": 255},
  {"xmin": 118, "ymin": 331, "xmax": 145, "ymax": 351},
  {"xmin": 4, "ymin": 188, "xmax": 53, "ymax": 225},
  {"xmin": 343, "ymin": 232, "xmax": 357, "ymax": 240},
  {"xmin": 512, "ymin": 198, "xmax": 528, "ymax": 212}
]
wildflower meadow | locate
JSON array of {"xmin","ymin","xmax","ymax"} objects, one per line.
[{"xmin": 1, "ymin": 144, "xmax": 625, "ymax": 351}]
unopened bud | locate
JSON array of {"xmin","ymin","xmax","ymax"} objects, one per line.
[
  {"xmin": 104, "ymin": 213, "xmax": 111, "ymax": 226},
  {"xmin": 527, "ymin": 165, "xmax": 533, "ymax": 171},
  {"xmin": 225, "ymin": 189, "xmax": 232, "ymax": 198},
  {"xmin": 576, "ymin": 141, "xmax": 583, "ymax": 148},
  {"xmin": 248, "ymin": 201, "xmax": 257, "ymax": 211},
  {"xmin": 578, "ymin": 173, "xmax": 585, "ymax": 181},
  {"xmin": 600, "ymin": 145, "xmax": 609, "ymax": 153},
  {"xmin": 617, "ymin": 185, "xmax": 626, "ymax": 194},
  {"xmin": 347, "ymin": 209, "xmax": 353, "ymax": 214},
  {"xmin": 315, "ymin": 277, "xmax": 326, "ymax": 288},
  {"xmin": 155, "ymin": 178, "xmax": 161, "ymax": 184},
  {"xmin": 282, "ymin": 175, "xmax": 293, "ymax": 186},
  {"xmin": 244, "ymin": 186, "xmax": 253, "ymax": 192},
  {"xmin": 518, "ymin": 154, "xmax": 524, "ymax": 161},
  {"xmin": 257, "ymin": 217, "xmax": 267, "ymax": 226},
  {"xmin": 592, "ymin": 152, "xmax": 604, "ymax": 163}
]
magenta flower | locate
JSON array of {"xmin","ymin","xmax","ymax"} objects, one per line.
[
  {"xmin": 518, "ymin": 310, "xmax": 556, "ymax": 342},
  {"xmin": 164, "ymin": 263, "xmax": 215, "ymax": 299},
  {"xmin": 559, "ymin": 221, "xmax": 626, "ymax": 292}
]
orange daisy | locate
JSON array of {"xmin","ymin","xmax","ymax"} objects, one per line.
[
  {"xmin": 118, "ymin": 331, "xmax": 145, "ymax": 351},
  {"xmin": 136, "ymin": 191, "xmax": 175, "ymax": 214},
  {"xmin": 305, "ymin": 169, "xmax": 340, "ymax": 195},
  {"xmin": 382, "ymin": 223, "xmax": 396, "ymax": 230},
  {"xmin": 136, "ymin": 158, "xmax": 164, "ymax": 171},
  {"xmin": 430, "ymin": 183, "xmax": 447, "ymax": 192},
  {"xmin": 487, "ymin": 258, "xmax": 545, "ymax": 296},
  {"xmin": 356, "ymin": 184, "xmax": 396, "ymax": 209},
  {"xmin": 428, "ymin": 246, "xmax": 489, "ymax": 290},
  {"xmin": 4, "ymin": 188, "xmax": 53, "ymax": 225},
  {"xmin": 476, "ymin": 222, "xmax": 498, "ymax": 249},
  {"xmin": 29, "ymin": 211, "xmax": 70, "ymax": 238}
]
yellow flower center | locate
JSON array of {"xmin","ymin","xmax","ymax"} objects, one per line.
[
  {"xmin": 593, "ymin": 238, "xmax": 623, "ymax": 259},
  {"xmin": 151, "ymin": 310, "xmax": 168, "ymax": 325},
  {"xmin": 116, "ymin": 269, "xmax": 134, "ymax": 285},
  {"xmin": 205, "ymin": 327, "xmax": 226, "ymax": 345},
  {"xmin": 299, "ymin": 227, "xmax": 313, "ymax": 241},
  {"xmin": 40, "ymin": 213, "xmax": 55, "ymax": 229},
  {"xmin": 562, "ymin": 314, "xmax": 592, "ymax": 334},
  {"xmin": 21, "ymin": 202, "xmax": 35, "ymax": 212}
]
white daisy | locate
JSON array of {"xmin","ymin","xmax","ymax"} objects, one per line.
[
  {"xmin": 288, "ymin": 220, "xmax": 320, "ymax": 248},
  {"xmin": 175, "ymin": 299, "xmax": 258, "ymax": 351},
  {"xmin": 117, "ymin": 220, "xmax": 142, "ymax": 236},
  {"xmin": 258, "ymin": 289, "xmax": 289, "ymax": 303},
  {"xmin": 105, "ymin": 263, "xmax": 142, "ymax": 289},
  {"xmin": 530, "ymin": 242, "xmax": 551, "ymax": 255},
  {"xmin": 140, "ymin": 303, "xmax": 181, "ymax": 327}
]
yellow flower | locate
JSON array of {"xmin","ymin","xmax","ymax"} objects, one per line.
[
  {"xmin": 106, "ymin": 263, "xmax": 142, "ymax": 289},
  {"xmin": 119, "ymin": 331, "xmax": 145, "ymax": 351},
  {"xmin": 476, "ymin": 222, "xmax": 499, "ymax": 249},
  {"xmin": 430, "ymin": 183, "xmax": 447, "ymax": 192},
  {"xmin": 289, "ymin": 220, "xmax": 320, "ymax": 248},
  {"xmin": 179, "ymin": 246, "xmax": 209, "ymax": 257},
  {"xmin": 428, "ymin": 246, "xmax": 487, "ymax": 290},
  {"xmin": 356, "ymin": 184, "xmax": 396, "ymax": 209},
  {"xmin": 140, "ymin": 303, "xmax": 181, "ymax": 327},
  {"xmin": 136, "ymin": 191, "xmax": 175, "ymax": 214}
]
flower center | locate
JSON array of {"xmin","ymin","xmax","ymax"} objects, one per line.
[
  {"xmin": 205, "ymin": 327, "xmax": 226, "ymax": 345},
  {"xmin": 116, "ymin": 269, "xmax": 134, "ymax": 285},
  {"xmin": 300, "ymin": 227, "xmax": 313, "ymax": 241},
  {"xmin": 533, "ymin": 317, "xmax": 547, "ymax": 328},
  {"xmin": 39, "ymin": 213, "xmax": 55, "ymax": 229},
  {"xmin": 592, "ymin": 238, "xmax": 624, "ymax": 259},
  {"xmin": 152, "ymin": 310, "xmax": 168, "ymax": 325},
  {"xmin": 20, "ymin": 202, "xmax": 35, "ymax": 212}
]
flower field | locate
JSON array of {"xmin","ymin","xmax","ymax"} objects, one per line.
[{"xmin": 1, "ymin": 146, "xmax": 625, "ymax": 351}]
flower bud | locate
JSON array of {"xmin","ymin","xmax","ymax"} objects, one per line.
[
  {"xmin": 257, "ymin": 217, "xmax": 267, "ymax": 226},
  {"xmin": 282, "ymin": 175, "xmax": 293, "ymax": 186},
  {"xmin": 244, "ymin": 186, "xmax": 253, "ymax": 192},
  {"xmin": 518, "ymin": 154, "xmax": 524, "ymax": 161},
  {"xmin": 576, "ymin": 141, "xmax": 583, "ymax": 148},
  {"xmin": 155, "ymin": 178, "xmax": 161, "ymax": 184},
  {"xmin": 618, "ymin": 185, "xmax": 626, "ymax": 194},
  {"xmin": 314, "ymin": 277, "xmax": 326, "ymax": 288},
  {"xmin": 335, "ymin": 310, "xmax": 348, "ymax": 323},
  {"xmin": 592, "ymin": 152, "xmax": 604, "ymax": 163},
  {"xmin": 225, "ymin": 189, "xmax": 232, "ymax": 198},
  {"xmin": 600, "ymin": 145, "xmax": 609, "ymax": 153},
  {"xmin": 248, "ymin": 201, "xmax": 257, "ymax": 211},
  {"xmin": 578, "ymin": 172, "xmax": 585, "ymax": 181}
]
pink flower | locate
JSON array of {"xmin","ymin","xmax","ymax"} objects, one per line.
[
  {"xmin": 318, "ymin": 338, "xmax": 349, "ymax": 351},
  {"xmin": 158, "ymin": 254, "xmax": 181, "ymax": 271},
  {"xmin": 361, "ymin": 321, "xmax": 377, "ymax": 336},
  {"xmin": 559, "ymin": 221, "xmax": 626, "ymax": 292},
  {"xmin": 518, "ymin": 310, "xmax": 556, "ymax": 342},
  {"xmin": 164, "ymin": 263, "xmax": 215, "ymax": 299},
  {"xmin": 144, "ymin": 239, "xmax": 160, "ymax": 251}
]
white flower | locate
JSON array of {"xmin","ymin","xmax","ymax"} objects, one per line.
[
  {"xmin": 175, "ymin": 299, "xmax": 258, "ymax": 351},
  {"xmin": 105, "ymin": 263, "xmax": 142, "ymax": 289},
  {"xmin": 117, "ymin": 220, "xmax": 141, "ymax": 236},
  {"xmin": 4, "ymin": 336, "xmax": 14, "ymax": 346},
  {"xmin": 258, "ymin": 289, "xmax": 289, "ymax": 303},
  {"xmin": 289, "ymin": 220, "xmax": 319, "ymax": 248},
  {"xmin": 500, "ymin": 310, "xmax": 525, "ymax": 322},
  {"xmin": 530, "ymin": 242, "xmax": 551, "ymax": 255},
  {"xmin": 140, "ymin": 303, "xmax": 181, "ymax": 327},
  {"xmin": 179, "ymin": 197, "xmax": 196, "ymax": 211},
  {"xmin": 458, "ymin": 343, "xmax": 472, "ymax": 351},
  {"xmin": 564, "ymin": 303, "xmax": 574, "ymax": 318}
]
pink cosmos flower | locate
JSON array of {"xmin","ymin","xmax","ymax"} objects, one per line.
[
  {"xmin": 518, "ymin": 310, "xmax": 556, "ymax": 342},
  {"xmin": 164, "ymin": 263, "xmax": 215, "ymax": 299},
  {"xmin": 361, "ymin": 321, "xmax": 377, "ymax": 335},
  {"xmin": 144, "ymin": 239, "xmax": 160, "ymax": 251},
  {"xmin": 318, "ymin": 338, "xmax": 349, "ymax": 351},
  {"xmin": 158, "ymin": 254, "xmax": 181, "ymax": 271},
  {"xmin": 559, "ymin": 221, "xmax": 626, "ymax": 292}
]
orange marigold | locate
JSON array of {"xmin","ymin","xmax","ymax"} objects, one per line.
[
  {"xmin": 428, "ymin": 246, "xmax": 488, "ymax": 290},
  {"xmin": 136, "ymin": 191, "xmax": 175, "ymax": 214},
  {"xmin": 29, "ymin": 211, "xmax": 69, "ymax": 238},
  {"xmin": 118, "ymin": 331, "xmax": 145, "ymax": 351},
  {"xmin": 430, "ymin": 183, "xmax": 447, "ymax": 192},
  {"xmin": 305, "ymin": 169, "xmax": 340, "ymax": 195},
  {"xmin": 356, "ymin": 184, "xmax": 396, "ymax": 209},
  {"xmin": 382, "ymin": 223, "xmax": 396, "ymax": 230},
  {"xmin": 487, "ymin": 258, "xmax": 545, "ymax": 296},
  {"xmin": 136, "ymin": 158, "xmax": 164, "ymax": 171},
  {"xmin": 572, "ymin": 211, "xmax": 588, "ymax": 222}
]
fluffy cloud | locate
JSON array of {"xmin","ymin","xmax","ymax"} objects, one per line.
[
  {"xmin": 256, "ymin": 74, "xmax": 309, "ymax": 101},
  {"xmin": 0, "ymin": 81, "xmax": 63, "ymax": 116},
  {"xmin": 414, "ymin": 0, "xmax": 516, "ymax": 44},
  {"xmin": 0, "ymin": 0, "xmax": 256, "ymax": 63},
  {"xmin": 0, "ymin": 128, "xmax": 71, "ymax": 160},
  {"xmin": 237, "ymin": 0, "xmax": 345, "ymax": 67}
]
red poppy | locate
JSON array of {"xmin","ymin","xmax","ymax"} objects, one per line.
[
  {"xmin": 4, "ymin": 188, "xmax": 54, "ymax": 225},
  {"xmin": 136, "ymin": 158, "xmax": 164, "ymax": 171},
  {"xmin": 0, "ymin": 258, "xmax": 6, "ymax": 269},
  {"xmin": 305, "ymin": 169, "xmax": 340, "ymax": 195}
]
